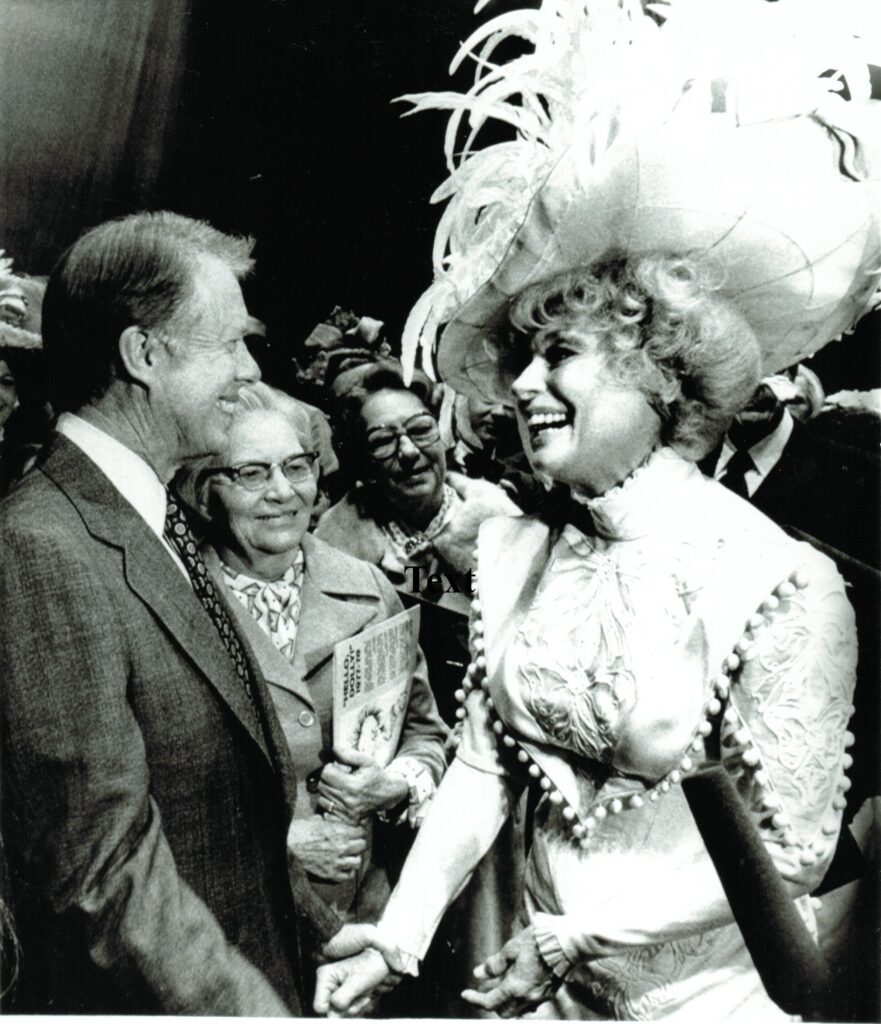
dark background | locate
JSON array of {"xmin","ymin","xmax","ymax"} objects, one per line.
[
  {"xmin": 1, "ymin": 0, "xmax": 877, "ymax": 391},
  {"xmin": 1, "ymin": 1, "xmax": 508, "ymax": 359}
]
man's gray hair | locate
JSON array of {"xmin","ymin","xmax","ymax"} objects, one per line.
[{"xmin": 42, "ymin": 211, "xmax": 254, "ymax": 413}]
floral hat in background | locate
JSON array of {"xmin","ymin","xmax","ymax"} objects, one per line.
[{"xmin": 0, "ymin": 251, "xmax": 45, "ymax": 352}]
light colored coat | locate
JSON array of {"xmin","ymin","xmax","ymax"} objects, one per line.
[{"xmin": 205, "ymin": 533, "xmax": 448, "ymax": 922}]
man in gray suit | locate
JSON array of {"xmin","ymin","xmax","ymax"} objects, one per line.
[{"xmin": 0, "ymin": 212, "xmax": 341, "ymax": 1013}]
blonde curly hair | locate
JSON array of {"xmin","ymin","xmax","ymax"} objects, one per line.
[{"xmin": 509, "ymin": 254, "xmax": 762, "ymax": 459}]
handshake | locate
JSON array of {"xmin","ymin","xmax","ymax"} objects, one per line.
[
  {"xmin": 313, "ymin": 924, "xmax": 406, "ymax": 1018},
  {"xmin": 314, "ymin": 922, "xmax": 560, "ymax": 1018}
]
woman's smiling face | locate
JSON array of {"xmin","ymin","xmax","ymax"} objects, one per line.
[
  {"xmin": 510, "ymin": 329, "xmax": 661, "ymax": 495},
  {"xmin": 360, "ymin": 389, "xmax": 446, "ymax": 525},
  {"xmin": 0, "ymin": 359, "xmax": 17, "ymax": 428},
  {"xmin": 209, "ymin": 409, "xmax": 317, "ymax": 576}
]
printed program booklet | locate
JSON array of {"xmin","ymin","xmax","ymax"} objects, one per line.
[{"xmin": 332, "ymin": 606, "xmax": 421, "ymax": 767}]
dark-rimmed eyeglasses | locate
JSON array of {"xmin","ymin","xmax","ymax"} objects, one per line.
[
  {"xmin": 216, "ymin": 452, "xmax": 318, "ymax": 490},
  {"xmin": 364, "ymin": 414, "xmax": 440, "ymax": 461}
]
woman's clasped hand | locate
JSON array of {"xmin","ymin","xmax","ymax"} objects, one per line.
[
  {"xmin": 460, "ymin": 925, "xmax": 561, "ymax": 1018},
  {"xmin": 315, "ymin": 746, "xmax": 410, "ymax": 823},
  {"xmin": 286, "ymin": 815, "xmax": 368, "ymax": 883}
]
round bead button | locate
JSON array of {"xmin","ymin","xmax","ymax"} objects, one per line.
[{"xmin": 298, "ymin": 710, "xmax": 315, "ymax": 728}]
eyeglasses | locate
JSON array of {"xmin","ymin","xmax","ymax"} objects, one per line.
[
  {"xmin": 364, "ymin": 414, "xmax": 440, "ymax": 461},
  {"xmin": 217, "ymin": 452, "xmax": 318, "ymax": 490}
]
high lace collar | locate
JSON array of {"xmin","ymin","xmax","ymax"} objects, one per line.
[{"xmin": 571, "ymin": 447, "xmax": 700, "ymax": 541}]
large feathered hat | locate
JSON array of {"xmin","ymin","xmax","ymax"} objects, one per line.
[{"xmin": 400, "ymin": 0, "xmax": 881, "ymax": 403}]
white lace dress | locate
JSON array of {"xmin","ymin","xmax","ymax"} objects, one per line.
[{"xmin": 377, "ymin": 448, "xmax": 857, "ymax": 1020}]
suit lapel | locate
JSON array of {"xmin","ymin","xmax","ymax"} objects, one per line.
[
  {"xmin": 41, "ymin": 435, "xmax": 271, "ymax": 762},
  {"xmin": 754, "ymin": 418, "xmax": 808, "ymax": 500}
]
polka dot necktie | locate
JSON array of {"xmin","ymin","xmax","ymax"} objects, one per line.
[{"xmin": 164, "ymin": 491, "xmax": 258, "ymax": 717}]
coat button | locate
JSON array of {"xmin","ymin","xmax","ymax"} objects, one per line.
[{"xmin": 298, "ymin": 710, "xmax": 315, "ymax": 728}]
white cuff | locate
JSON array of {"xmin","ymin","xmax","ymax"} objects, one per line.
[
  {"xmin": 374, "ymin": 924, "xmax": 421, "ymax": 977},
  {"xmin": 531, "ymin": 912, "xmax": 576, "ymax": 978}
]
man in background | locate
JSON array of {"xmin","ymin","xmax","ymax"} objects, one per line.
[
  {"xmin": 706, "ymin": 371, "xmax": 879, "ymax": 569},
  {"xmin": 0, "ymin": 212, "xmax": 340, "ymax": 1013}
]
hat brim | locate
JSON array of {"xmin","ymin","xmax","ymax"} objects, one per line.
[{"xmin": 436, "ymin": 109, "xmax": 881, "ymax": 403}]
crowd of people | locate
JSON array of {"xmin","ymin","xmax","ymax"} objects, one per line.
[
  {"xmin": 2, "ymin": 1, "xmax": 880, "ymax": 1020},
  {"xmin": 0, "ymin": 209, "xmax": 878, "ymax": 1019}
]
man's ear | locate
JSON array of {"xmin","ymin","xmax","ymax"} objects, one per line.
[
  {"xmin": 195, "ymin": 475, "xmax": 215, "ymax": 522},
  {"xmin": 117, "ymin": 326, "xmax": 165, "ymax": 386}
]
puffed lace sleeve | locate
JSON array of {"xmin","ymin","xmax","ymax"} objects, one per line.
[{"xmin": 722, "ymin": 549, "xmax": 857, "ymax": 891}]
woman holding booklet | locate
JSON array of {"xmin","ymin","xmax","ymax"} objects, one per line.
[{"xmin": 177, "ymin": 381, "xmax": 447, "ymax": 924}]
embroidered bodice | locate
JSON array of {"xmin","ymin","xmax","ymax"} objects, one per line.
[
  {"xmin": 490, "ymin": 450, "xmax": 855, "ymax": 794},
  {"xmin": 499, "ymin": 451, "xmax": 715, "ymax": 779},
  {"xmin": 512, "ymin": 455, "xmax": 707, "ymax": 770}
]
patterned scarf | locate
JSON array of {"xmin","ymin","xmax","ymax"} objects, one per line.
[{"xmin": 220, "ymin": 550, "xmax": 306, "ymax": 663}]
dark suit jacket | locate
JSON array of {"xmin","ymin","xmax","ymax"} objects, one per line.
[
  {"xmin": 703, "ymin": 420, "xmax": 880, "ymax": 569},
  {"xmin": 205, "ymin": 535, "xmax": 447, "ymax": 924},
  {"xmin": 0, "ymin": 434, "xmax": 341, "ymax": 1014}
]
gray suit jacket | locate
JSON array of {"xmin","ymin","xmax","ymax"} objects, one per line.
[
  {"xmin": 205, "ymin": 534, "xmax": 448, "ymax": 923},
  {"xmin": 0, "ymin": 434, "xmax": 340, "ymax": 1014}
]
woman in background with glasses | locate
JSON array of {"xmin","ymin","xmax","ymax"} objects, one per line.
[
  {"xmin": 316, "ymin": 364, "xmax": 514, "ymax": 589},
  {"xmin": 176, "ymin": 382, "xmax": 447, "ymax": 927}
]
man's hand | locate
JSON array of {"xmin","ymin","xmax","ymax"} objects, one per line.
[
  {"xmin": 286, "ymin": 814, "xmax": 368, "ymax": 882},
  {"xmin": 314, "ymin": 924, "xmax": 408, "ymax": 1018},
  {"xmin": 317, "ymin": 747, "xmax": 408, "ymax": 821},
  {"xmin": 461, "ymin": 925, "xmax": 560, "ymax": 1018},
  {"xmin": 434, "ymin": 472, "xmax": 521, "ymax": 574}
]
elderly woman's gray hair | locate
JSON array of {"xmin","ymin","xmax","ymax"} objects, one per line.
[
  {"xmin": 174, "ymin": 382, "xmax": 318, "ymax": 529},
  {"xmin": 509, "ymin": 254, "xmax": 763, "ymax": 459}
]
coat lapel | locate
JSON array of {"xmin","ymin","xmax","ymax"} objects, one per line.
[
  {"xmin": 203, "ymin": 545, "xmax": 317, "ymax": 711},
  {"xmin": 41, "ymin": 435, "xmax": 271, "ymax": 761},
  {"xmin": 291, "ymin": 558, "xmax": 380, "ymax": 687}
]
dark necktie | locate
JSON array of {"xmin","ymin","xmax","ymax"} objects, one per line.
[
  {"xmin": 718, "ymin": 447, "xmax": 756, "ymax": 499},
  {"xmin": 164, "ymin": 491, "xmax": 259, "ymax": 716}
]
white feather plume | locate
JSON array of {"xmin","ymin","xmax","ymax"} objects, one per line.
[{"xmin": 397, "ymin": 0, "xmax": 881, "ymax": 381}]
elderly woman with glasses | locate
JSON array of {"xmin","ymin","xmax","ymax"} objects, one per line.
[
  {"xmin": 316, "ymin": 364, "xmax": 518, "ymax": 591},
  {"xmin": 178, "ymin": 382, "xmax": 447, "ymax": 924}
]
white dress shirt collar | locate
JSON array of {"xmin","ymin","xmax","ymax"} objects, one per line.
[{"xmin": 56, "ymin": 412, "xmax": 169, "ymax": 539}]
